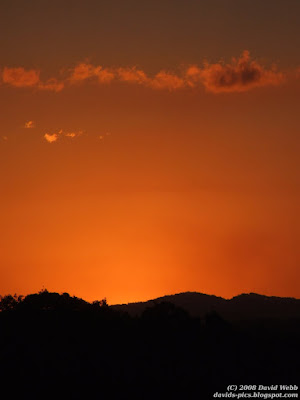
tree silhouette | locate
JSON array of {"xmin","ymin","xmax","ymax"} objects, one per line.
[
  {"xmin": 0, "ymin": 290, "xmax": 299, "ymax": 399},
  {"xmin": 0, "ymin": 293, "xmax": 23, "ymax": 311}
]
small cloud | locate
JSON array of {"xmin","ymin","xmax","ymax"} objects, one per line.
[
  {"xmin": 69, "ymin": 63, "xmax": 114, "ymax": 84},
  {"xmin": 69, "ymin": 62, "xmax": 98, "ymax": 82},
  {"xmin": 99, "ymin": 135, "xmax": 104, "ymax": 140},
  {"xmin": 24, "ymin": 120, "xmax": 35, "ymax": 129},
  {"xmin": 2, "ymin": 67, "xmax": 64, "ymax": 92},
  {"xmin": 38, "ymin": 78, "xmax": 64, "ymax": 92},
  {"xmin": 64, "ymin": 130, "xmax": 83, "ymax": 138},
  {"xmin": 149, "ymin": 71, "xmax": 186, "ymax": 91},
  {"xmin": 44, "ymin": 133, "xmax": 59, "ymax": 143},
  {"xmin": 2, "ymin": 136, "xmax": 8, "ymax": 141},
  {"xmin": 117, "ymin": 67, "xmax": 148, "ymax": 84},
  {"xmin": 44, "ymin": 129, "xmax": 84, "ymax": 143},
  {"xmin": 3, "ymin": 67, "xmax": 40, "ymax": 87}
]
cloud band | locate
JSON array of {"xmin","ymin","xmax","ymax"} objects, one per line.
[{"xmin": 1, "ymin": 52, "xmax": 286, "ymax": 94}]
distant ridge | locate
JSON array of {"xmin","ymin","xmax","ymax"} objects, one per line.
[{"xmin": 112, "ymin": 292, "xmax": 300, "ymax": 320}]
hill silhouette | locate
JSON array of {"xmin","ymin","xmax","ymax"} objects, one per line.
[
  {"xmin": 0, "ymin": 290, "xmax": 299, "ymax": 399},
  {"xmin": 112, "ymin": 291, "xmax": 300, "ymax": 320}
]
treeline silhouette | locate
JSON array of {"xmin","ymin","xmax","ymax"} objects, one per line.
[{"xmin": 0, "ymin": 290, "xmax": 299, "ymax": 399}]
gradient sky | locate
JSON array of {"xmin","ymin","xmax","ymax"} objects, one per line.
[{"xmin": 1, "ymin": 0, "xmax": 299, "ymax": 304}]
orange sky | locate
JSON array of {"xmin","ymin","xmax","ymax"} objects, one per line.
[{"xmin": 0, "ymin": 1, "xmax": 299, "ymax": 303}]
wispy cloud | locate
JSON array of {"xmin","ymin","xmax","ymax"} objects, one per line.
[
  {"xmin": 38, "ymin": 78, "xmax": 64, "ymax": 92},
  {"xmin": 3, "ymin": 67, "xmax": 40, "ymax": 87},
  {"xmin": 185, "ymin": 65, "xmax": 203, "ymax": 87},
  {"xmin": 150, "ymin": 71, "xmax": 186, "ymax": 90},
  {"xmin": 43, "ymin": 129, "xmax": 83, "ymax": 143},
  {"xmin": 24, "ymin": 120, "xmax": 35, "ymax": 129},
  {"xmin": 1, "ymin": 52, "xmax": 288, "ymax": 94},
  {"xmin": 96, "ymin": 68, "xmax": 115, "ymax": 84},
  {"xmin": 116, "ymin": 67, "xmax": 148, "ymax": 84},
  {"xmin": 65, "ymin": 130, "xmax": 83, "ymax": 138},
  {"xmin": 69, "ymin": 63, "xmax": 99, "ymax": 82},
  {"xmin": 2, "ymin": 67, "xmax": 64, "ymax": 92},
  {"xmin": 67, "ymin": 52, "xmax": 284, "ymax": 93},
  {"xmin": 69, "ymin": 63, "xmax": 114, "ymax": 84}
]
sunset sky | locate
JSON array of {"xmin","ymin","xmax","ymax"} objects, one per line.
[{"xmin": 1, "ymin": 0, "xmax": 299, "ymax": 304}]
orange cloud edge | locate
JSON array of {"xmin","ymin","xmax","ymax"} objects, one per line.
[{"xmin": 44, "ymin": 129, "xmax": 84, "ymax": 143}]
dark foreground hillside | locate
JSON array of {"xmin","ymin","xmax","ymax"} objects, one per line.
[
  {"xmin": 0, "ymin": 290, "xmax": 299, "ymax": 400},
  {"xmin": 112, "ymin": 291, "xmax": 300, "ymax": 320}
]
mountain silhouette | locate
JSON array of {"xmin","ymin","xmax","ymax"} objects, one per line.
[{"xmin": 112, "ymin": 291, "xmax": 300, "ymax": 320}]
